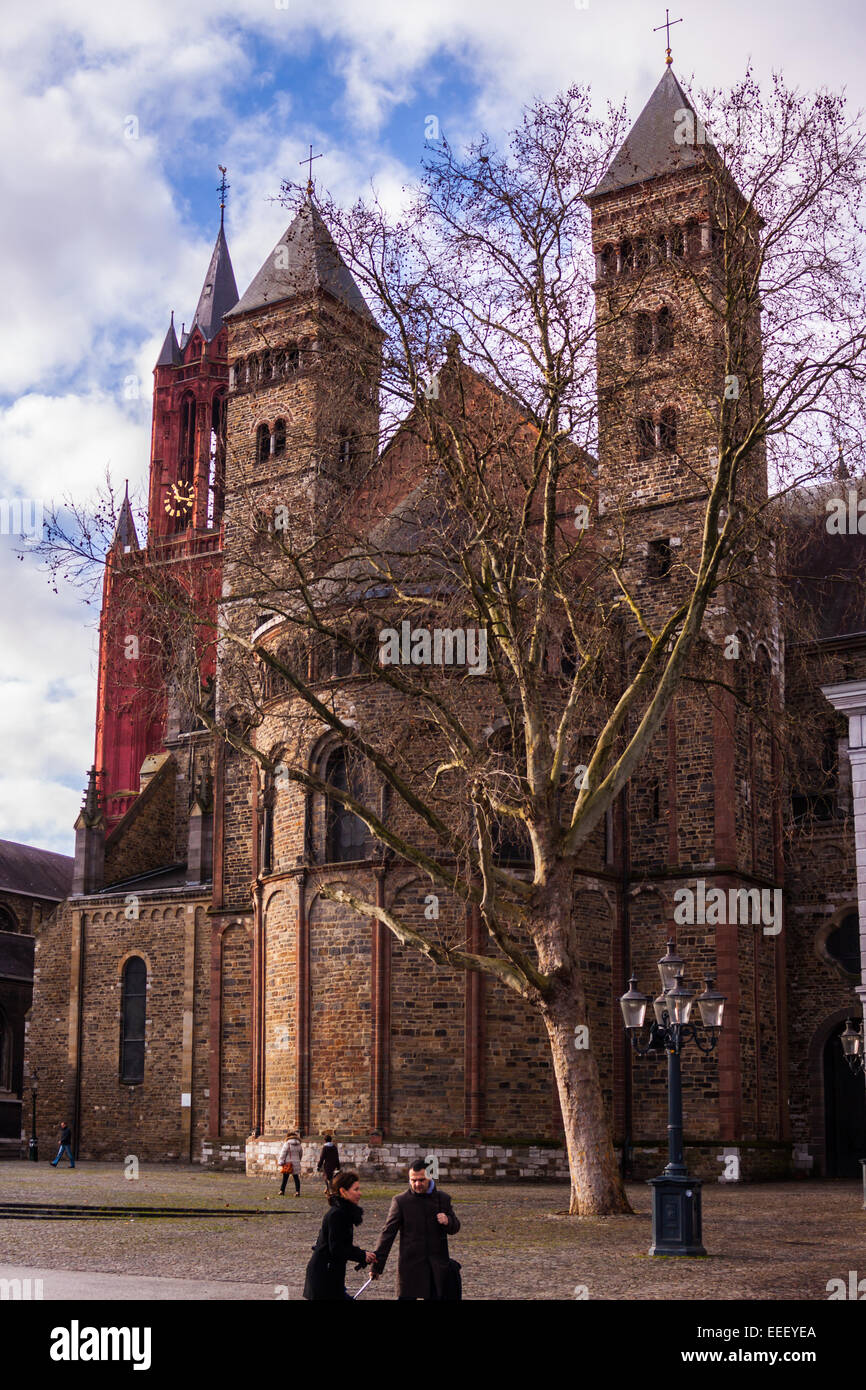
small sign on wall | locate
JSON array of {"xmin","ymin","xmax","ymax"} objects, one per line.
[{"xmin": 181, "ymin": 1093, "xmax": 191, "ymax": 1108}]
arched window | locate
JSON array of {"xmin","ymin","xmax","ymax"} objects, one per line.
[
  {"xmin": 656, "ymin": 306, "xmax": 674, "ymax": 353},
  {"xmin": 634, "ymin": 312, "xmax": 653, "ymax": 357},
  {"xmin": 636, "ymin": 415, "xmax": 656, "ymax": 458},
  {"xmin": 247, "ymin": 355, "xmax": 259, "ymax": 384},
  {"xmin": 658, "ymin": 407, "xmax": 677, "ymax": 453},
  {"xmin": 0, "ymin": 905, "xmax": 18, "ymax": 933},
  {"xmin": 285, "ymin": 342, "xmax": 300, "ymax": 371},
  {"xmin": 634, "ymin": 236, "xmax": 650, "ymax": 271},
  {"xmin": 654, "ymin": 231, "xmax": 669, "ymax": 263},
  {"xmin": 256, "ymin": 423, "xmax": 271, "ymax": 464},
  {"xmin": 260, "ymin": 767, "xmax": 276, "ymax": 874},
  {"xmin": 619, "ymin": 239, "xmax": 634, "ymax": 273},
  {"xmin": 600, "ymin": 245, "xmax": 616, "ymax": 278},
  {"xmin": 261, "ymin": 350, "xmax": 272, "ymax": 381},
  {"xmin": 325, "ymin": 749, "xmax": 371, "ymax": 862},
  {"xmin": 273, "ymin": 419, "xmax": 287, "ymax": 457},
  {"xmin": 685, "ymin": 219, "xmax": 702, "ymax": 258},
  {"xmin": 179, "ymin": 393, "xmax": 196, "ymax": 486},
  {"xmin": 670, "ymin": 225, "xmax": 685, "ymax": 258},
  {"xmin": 826, "ymin": 912, "xmax": 861, "ymax": 976},
  {"xmin": 120, "ymin": 956, "xmax": 147, "ymax": 1084}
]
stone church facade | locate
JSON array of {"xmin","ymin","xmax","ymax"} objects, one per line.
[{"xmin": 24, "ymin": 67, "xmax": 866, "ymax": 1182}]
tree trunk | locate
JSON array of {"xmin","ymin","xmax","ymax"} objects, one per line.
[
  {"xmin": 543, "ymin": 985, "xmax": 633, "ymax": 1215},
  {"xmin": 532, "ymin": 864, "xmax": 633, "ymax": 1216}
]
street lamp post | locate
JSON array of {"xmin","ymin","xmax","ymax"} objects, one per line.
[
  {"xmin": 620, "ymin": 941, "xmax": 726, "ymax": 1257},
  {"xmin": 839, "ymin": 1017, "xmax": 866, "ymax": 1209},
  {"xmin": 28, "ymin": 1074, "xmax": 38, "ymax": 1162}
]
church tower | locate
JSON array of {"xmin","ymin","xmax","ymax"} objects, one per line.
[{"xmin": 586, "ymin": 63, "xmax": 788, "ymax": 1171}]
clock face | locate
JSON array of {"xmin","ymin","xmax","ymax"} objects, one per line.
[{"xmin": 165, "ymin": 482, "xmax": 196, "ymax": 518}]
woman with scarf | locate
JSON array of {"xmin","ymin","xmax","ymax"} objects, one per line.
[{"xmin": 303, "ymin": 1169, "xmax": 376, "ymax": 1300}]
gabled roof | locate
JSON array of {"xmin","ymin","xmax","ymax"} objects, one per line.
[
  {"xmin": 227, "ymin": 198, "xmax": 376, "ymax": 323},
  {"xmin": 113, "ymin": 483, "xmax": 139, "ymax": 552},
  {"xmin": 591, "ymin": 67, "xmax": 707, "ymax": 198},
  {"xmin": 0, "ymin": 838, "xmax": 74, "ymax": 900},
  {"xmin": 191, "ymin": 223, "xmax": 239, "ymax": 341},
  {"xmin": 155, "ymin": 311, "xmax": 182, "ymax": 367}
]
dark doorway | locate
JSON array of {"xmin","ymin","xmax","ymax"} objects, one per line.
[{"xmin": 824, "ymin": 1021, "xmax": 866, "ymax": 1176}]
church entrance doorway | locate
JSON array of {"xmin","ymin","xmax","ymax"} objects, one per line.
[{"xmin": 823, "ymin": 1021, "xmax": 866, "ymax": 1176}]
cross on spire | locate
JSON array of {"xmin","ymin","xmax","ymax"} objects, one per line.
[
  {"xmin": 653, "ymin": 7, "xmax": 682, "ymax": 65},
  {"xmin": 300, "ymin": 143, "xmax": 323, "ymax": 196},
  {"xmin": 217, "ymin": 165, "xmax": 229, "ymax": 227}
]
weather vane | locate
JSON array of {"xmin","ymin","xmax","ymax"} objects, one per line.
[
  {"xmin": 217, "ymin": 165, "xmax": 229, "ymax": 226},
  {"xmin": 300, "ymin": 144, "xmax": 323, "ymax": 196},
  {"xmin": 653, "ymin": 7, "xmax": 682, "ymax": 65}
]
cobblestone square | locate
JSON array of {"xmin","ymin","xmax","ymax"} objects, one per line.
[{"xmin": 0, "ymin": 1164, "xmax": 862, "ymax": 1301}]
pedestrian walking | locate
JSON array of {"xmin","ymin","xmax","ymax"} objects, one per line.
[
  {"xmin": 278, "ymin": 1130, "xmax": 303, "ymax": 1196},
  {"xmin": 51, "ymin": 1121, "xmax": 75, "ymax": 1169},
  {"xmin": 316, "ymin": 1133, "xmax": 340, "ymax": 1194},
  {"xmin": 372, "ymin": 1157, "xmax": 461, "ymax": 1300},
  {"xmin": 302, "ymin": 1170, "xmax": 377, "ymax": 1301}
]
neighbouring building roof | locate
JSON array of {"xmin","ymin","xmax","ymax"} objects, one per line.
[
  {"xmin": 0, "ymin": 839, "xmax": 74, "ymax": 900},
  {"xmin": 592, "ymin": 67, "xmax": 707, "ymax": 198},
  {"xmin": 191, "ymin": 223, "xmax": 239, "ymax": 341},
  {"xmin": 227, "ymin": 197, "xmax": 376, "ymax": 323}
]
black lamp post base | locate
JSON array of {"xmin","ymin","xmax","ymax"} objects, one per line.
[{"xmin": 647, "ymin": 1174, "xmax": 705, "ymax": 1256}]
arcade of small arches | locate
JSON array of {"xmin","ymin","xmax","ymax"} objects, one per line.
[
  {"xmin": 229, "ymin": 342, "xmax": 303, "ymax": 393},
  {"xmin": 596, "ymin": 218, "xmax": 710, "ymax": 280}
]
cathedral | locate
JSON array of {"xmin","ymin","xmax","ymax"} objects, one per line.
[{"xmin": 20, "ymin": 65, "xmax": 866, "ymax": 1184}]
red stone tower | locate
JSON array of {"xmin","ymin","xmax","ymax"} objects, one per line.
[{"xmin": 94, "ymin": 221, "xmax": 238, "ymax": 830}]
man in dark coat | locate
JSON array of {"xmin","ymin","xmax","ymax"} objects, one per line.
[
  {"xmin": 316, "ymin": 1135, "xmax": 340, "ymax": 1195},
  {"xmin": 51, "ymin": 1121, "xmax": 75, "ymax": 1168},
  {"xmin": 372, "ymin": 1158, "xmax": 461, "ymax": 1300}
]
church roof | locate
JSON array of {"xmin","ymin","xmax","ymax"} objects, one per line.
[
  {"xmin": 227, "ymin": 198, "xmax": 376, "ymax": 323},
  {"xmin": 592, "ymin": 67, "xmax": 707, "ymax": 198},
  {"xmin": 155, "ymin": 312, "xmax": 182, "ymax": 367},
  {"xmin": 0, "ymin": 838, "xmax": 74, "ymax": 900},
  {"xmin": 191, "ymin": 223, "xmax": 239, "ymax": 341}
]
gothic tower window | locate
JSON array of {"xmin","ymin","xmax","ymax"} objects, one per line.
[
  {"xmin": 670, "ymin": 225, "xmax": 685, "ymax": 258},
  {"xmin": 120, "ymin": 956, "xmax": 147, "ymax": 1084},
  {"xmin": 273, "ymin": 419, "xmax": 287, "ymax": 457},
  {"xmin": 634, "ymin": 236, "xmax": 650, "ymax": 270},
  {"xmin": 634, "ymin": 312, "xmax": 653, "ymax": 357},
  {"xmin": 600, "ymin": 244, "xmax": 616, "ymax": 278},
  {"xmin": 262, "ymin": 350, "xmax": 272, "ymax": 380},
  {"xmin": 285, "ymin": 342, "xmax": 300, "ymax": 371},
  {"xmin": 685, "ymin": 219, "xmax": 702, "ymax": 258},
  {"xmin": 658, "ymin": 407, "xmax": 677, "ymax": 453},
  {"xmin": 619, "ymin": 239, "xmax": 634, "ymax": 274},
  {"xmin": 179, "ymin": 393, "xmax": 196, "ymax": 487},
  {"xmin": 256, "ymin": 423, "xmax": 271, "ymax": 464},
  {"xmin": 655, "ymin": 231, "xmax": 669, "ymax": 262},
  {"xmin": 325, "ymin": 749, "xmax": 370, "ymax": 862}
]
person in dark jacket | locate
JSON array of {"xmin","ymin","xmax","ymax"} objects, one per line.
[
  {"xmin": 51, "ymin": 1122, "xmax": 75, "ymax": 1169},
  {"xmin": 372, "ymin": 1158, "xmax": 461, "ymax": 1299},
  {"xmin": 316, "ymin": 1135, "xmax": 340, "ymax": 1194},
  {"xmin": 303, "ymin": 1170, "xmax": 376, "ymax": 1301}
]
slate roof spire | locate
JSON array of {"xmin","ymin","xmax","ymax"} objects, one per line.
[
  {"xmin": 155, "ymin": 310, "xmax": 182, "ymax": 367},
  {"xmin": 191, "ymin": 222, "xmax": 239, "ymax": 341},
  {"xmin": 591, "ymin": 67, "xmax": 707, "ymax": 198},
  {"xmin": 112, "ymin": 481, "xmax": 139, "ymax": 552},
  {"xmin": 227, "ymin": 196, "xmax": 375, "ymax": 324}
]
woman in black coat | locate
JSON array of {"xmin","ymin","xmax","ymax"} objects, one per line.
[{"xmin": 303, "ymin": 1170, "xmax": 376, "ymax": 1301}]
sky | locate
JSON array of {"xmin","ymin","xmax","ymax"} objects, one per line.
[{"xmin": 2, "ymin": 0, "xmax": 864, "ymax": 856}]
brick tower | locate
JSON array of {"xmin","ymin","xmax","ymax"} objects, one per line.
[{"xmin": 586, "ymin": 66, "xmax": 788, "ymax": 1175}]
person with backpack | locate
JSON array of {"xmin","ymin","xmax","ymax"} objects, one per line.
[
  {"xmin": 316, "ymin": 1134, "xmax": 340, "ymax": 1194},
  {"xmin": 371, "ymin": 1157, "xmax": 461, "ymax": 1300},
  {"xmin": 278, "ymin": 1130, "xmax": 303, "ymax": 1196},
  {"xmin": 303, "ymin": 1170, "xmax": 376, "ymax": 1301}
]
